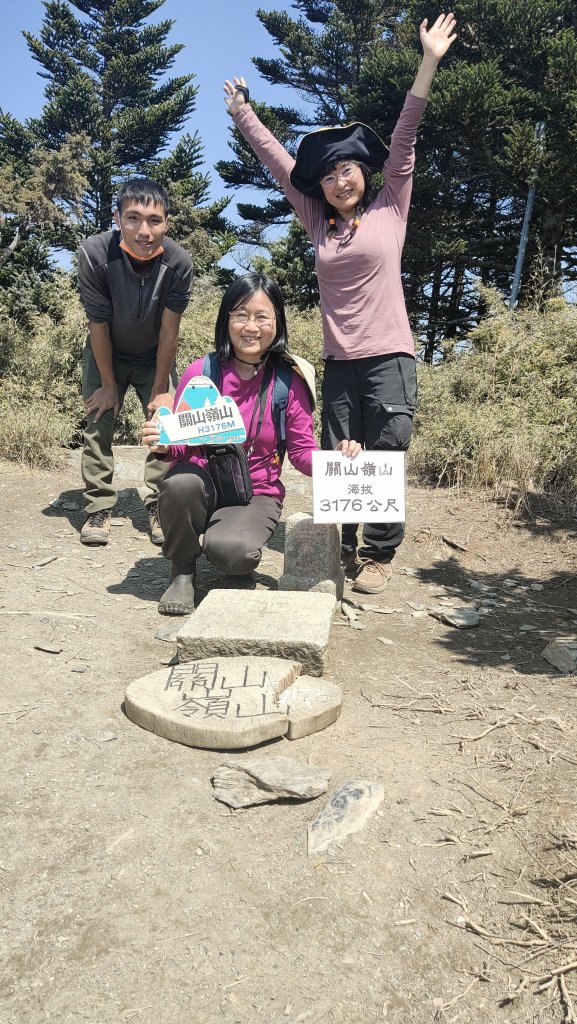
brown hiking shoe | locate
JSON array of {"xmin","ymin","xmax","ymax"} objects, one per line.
[
  {"xmin": 148, "ymin": 501, "xmax": 164, "ymax": 546},
  {"xmin": 352, "ymin": 559, "xmax": 392, "ymax": 594},
  {"xmin": 80, "ymin": 510, "xmax": 111, "ymax": 546}
]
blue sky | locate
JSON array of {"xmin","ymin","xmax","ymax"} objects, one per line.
[{"xmin": 0, "ymin": 1, "xmax": 308, "ymax": 242}]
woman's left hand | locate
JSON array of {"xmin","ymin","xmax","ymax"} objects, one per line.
[
  {"xmin": 142, "ymin": 416, "xmax": 168, "ymax": 455},
  {"xmin": 224, "ymin": 76, "xmax": 249, "ymax": 115},
  {"xmin": 336, "ymin": 439, "xmax": 362, "ymax": 458},
  {"xmin": 419, "ymin": 13, "xmax": 457, "ymax": 62}
]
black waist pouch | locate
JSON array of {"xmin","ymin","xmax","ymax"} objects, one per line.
[{"xmin": 204, "ymin": 444, "xmax": 253, "ymax": 507}]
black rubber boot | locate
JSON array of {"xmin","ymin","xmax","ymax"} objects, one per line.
[{"xmin": 158, "ymin": 562, "xmax": 196, "ymax": 616}]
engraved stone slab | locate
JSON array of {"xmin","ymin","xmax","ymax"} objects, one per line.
[
  {"xmin": 125, "ymin": 657, "xmax": 343, "ymax": 750},
  {"xmin": 278, "ymin": 512, "xmax": 344, "ymax": 599},
  {"xmin": 125, "ymin": 657, "xmax": 301, "ymax": 750},
  {"xmin": 542, "ymin": 637, "xmax": 577, "ymax": 674},
  {"xmin": 211, "ymin": 755, "xmax": 331, "ymax": 808},
  {"xmin": 307, "ymin": 779, "xmax": 385, "ymax": 856},
  {"xmin": 276, "ymin": 677, "xmax": 342, "ymax": 739},
  {"xmin": 176, "ymin": 590, "xmax": 337, "ymax": 677}
]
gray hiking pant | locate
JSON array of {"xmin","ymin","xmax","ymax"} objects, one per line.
[
  {"xmin": 321, "ymin": 353, "xmax": 417, "ymax": 562},
  {"xmin": 158, "ymin": 463, "xmax": 282, "ymax": 573},
  {"xmin": 81, "ymin": 344, "xmax": 178, "ymax": 515}
]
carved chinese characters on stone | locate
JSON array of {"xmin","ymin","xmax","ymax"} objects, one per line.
[{"xmin": 125, "ymin": 657, "xmax": 342, "ymax": 750}]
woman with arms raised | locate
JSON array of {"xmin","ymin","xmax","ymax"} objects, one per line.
[{"xmin": 224, "ymin": 13, "xmax": 456, "ymax": 594}]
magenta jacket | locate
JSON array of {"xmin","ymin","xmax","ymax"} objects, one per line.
[{"xmin": 165, "ymin": 358, "xmax": 317, "ymax": 502}]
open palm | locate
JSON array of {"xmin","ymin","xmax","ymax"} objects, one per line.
[{"xmin": 420, "ymin": 13, "xmax": 457, "ymax": 60}]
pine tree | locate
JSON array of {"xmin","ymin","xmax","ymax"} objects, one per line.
[
  {"xmin": 355, "ymin": 0, "xmax": 577, "ymax": 358},
  {"xmin": 18, "ymin": 0, "xmax": 235, "ymax": 268},
  {"xmin": 217, "ymin": 1, "xmax": 395, "ymax": 303},
  {"xmin": 219, "ymin": 1, "xmax": 577, "ymax": 359},
  {"xmin": 0, "ymin": 111, "xmax": 89, "ymax": 324}
]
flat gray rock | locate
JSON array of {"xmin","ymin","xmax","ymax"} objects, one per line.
[
  {"xmin": 542, "ymin": 637, "xmax": 577, "ymax": 674},
  {"xmin": 470, "ymin": 581, "xmax": 493, "ymax": 594},
  {"xmin": 428, "ymin": 606, "xmax": 480, "ymax": 628},
  {"xmin": 307, "ymin": 779, "xmax": 385, "ymax": 856},
  {"xmin": 212, "ymin": 755, "xmax": 331, "ymax": 809},
  {"xmin": 177, "ymin": 590, "xmax": 337, "ymax": 676},
  {"xmin": 360, "ymin": 605, "xmax": 403, "ymax": 614},
  {"xmin": 155, "ymin": 626, "xmax": 180, "ymax": 643}
]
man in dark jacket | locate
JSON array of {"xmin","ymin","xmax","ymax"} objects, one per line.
[{"xmin": 78, "ymin": 177, "xmax": 193, "ymax": 546}]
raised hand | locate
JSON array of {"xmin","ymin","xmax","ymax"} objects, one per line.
[
  {"xmin": 224, "ymin": 76, "xmax": 249, "ymax": 115},
  {"xmin": 419, "ymin": 12, "xmax": 457, "ymax": 62}
]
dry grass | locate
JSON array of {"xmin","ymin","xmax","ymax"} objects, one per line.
[
  {"xmin": 411, "ymin": 289, "xmax": 577, "ymax": 509},
  {"xmin": 3, "ymin": 274, "xmax": 577, "ymax": 514}
]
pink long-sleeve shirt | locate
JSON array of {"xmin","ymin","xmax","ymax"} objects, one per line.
[
  {"xmin": 165, "ymin": 359, "xmax": 317, "ymax": 502},
  {"xmin": 233, "ymin": 93, "xmax": 428, "ymax": 360}
]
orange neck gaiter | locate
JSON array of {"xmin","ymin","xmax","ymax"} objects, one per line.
[{"xmin": 119, "ymin": 239, "xmax": 164, "ymax": 262}]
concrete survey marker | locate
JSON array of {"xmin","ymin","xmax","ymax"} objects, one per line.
[
  {"xmin": 177, "ymin": 590, "xmax": 337, "ymax": 677},
  {"xmin": 125, "ymin": 656, "xmax": 343, "ymax": 750},
  {"xmin": 278, "ymin": 512, "xmax": 344, "ymax": 599}
]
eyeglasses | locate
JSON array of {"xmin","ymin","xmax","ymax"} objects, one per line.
[
  {"xmin": 320, "ymin": 163, "xmax": 359, "ymax": 189},
  {"xmin": 229, "ymin": 311, "xmax": 276, "ymax": 327}
]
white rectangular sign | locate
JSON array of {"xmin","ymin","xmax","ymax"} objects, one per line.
[{"xmin": 312, "ymin": 451, "xmax": 405, "ymax": 524}]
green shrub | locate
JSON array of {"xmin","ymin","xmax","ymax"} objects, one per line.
[
  {"xmin": 8, "ymin": 269, "xmax": 577, "ymax": 512},
  {"xmin": 0, "ymin": 275, "xmax": 85, "ymax": 461},
  {"xmin": 411, "ymin": 288, "xmax": 577, "ymax": 505}
]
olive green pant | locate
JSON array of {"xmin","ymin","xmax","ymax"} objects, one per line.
[{"xmin": 81, "ymin": 344, "xmax": 178, "ymax": 515}]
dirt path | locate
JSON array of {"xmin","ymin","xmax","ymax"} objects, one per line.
[{"xmin": 2, "ymin": 451, "xmax": 577, "ymax": 1024}]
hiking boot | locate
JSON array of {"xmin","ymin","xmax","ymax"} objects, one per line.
[
  {"xmin": 351, "ymin": 559, "xmax": 392, "ymax": 594},
  {"xmin": 80, "ymin": 510, "xmax": 111, "ymax": 546},
  {"xmin": 148, "ymin": 501, "xmax": 164, "ymax": 546}
]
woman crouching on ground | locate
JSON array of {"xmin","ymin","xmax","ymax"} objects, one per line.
[{"xmin": 143, "ymin": 273, "xmax": 360, "ymax": 615}]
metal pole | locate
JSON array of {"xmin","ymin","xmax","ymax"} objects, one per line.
[{"xmin": 509, "ymin": 121, "xmax": 546, "ymax": 310}]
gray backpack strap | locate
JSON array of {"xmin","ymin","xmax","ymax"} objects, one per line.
[
  {"xmin": 272, "ymin": 361, "xmax": 293, "ymax": 464},
  {"xmin": 202, "ymin": 351, "xmax": 221, "ymax": 385}
]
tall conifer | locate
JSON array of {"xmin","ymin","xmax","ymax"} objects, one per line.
[
  {"xmin": 19, "ymin": 0, "xmax": 234, "ymax": 270},
  {"xmin": 219, "ymin": 1, "xmax": 577, "ymax": 357}
]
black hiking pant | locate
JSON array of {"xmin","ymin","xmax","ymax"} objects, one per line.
[{"xmin": 321, "ymin": 353, "xmax": 417, "ymax": 562}]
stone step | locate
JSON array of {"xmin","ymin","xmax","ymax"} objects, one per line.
[{"xmin": 176, "ymin": 590, "xmax": 337, "ymax": 677}]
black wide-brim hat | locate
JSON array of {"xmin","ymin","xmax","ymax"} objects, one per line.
[{"xmin": 289, "ymin": 122, "xmax": 388, "ymax": 200}]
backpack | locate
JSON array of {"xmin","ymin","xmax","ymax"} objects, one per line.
[{"xmin": 201, "ymin": 352, "xmax": 293, "ymax": 465}]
